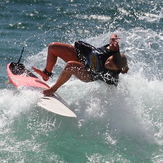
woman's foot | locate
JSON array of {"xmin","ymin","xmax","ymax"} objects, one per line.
[
  {"xmin": 32, "ymin": 67, "xmax": 49, "ymax": 81},
  {"xmin": 5, "ymin": 79, "xmax": 11, "ymax": 84}
]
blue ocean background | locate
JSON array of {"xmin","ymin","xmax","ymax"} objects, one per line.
[{"xmin": 1, "ymin": 0, "xmax": 163, "ymax": 162}]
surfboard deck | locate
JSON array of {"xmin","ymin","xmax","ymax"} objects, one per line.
[{"xmin": 6, "ymin": 62, "xmax": 76, "ymax": 118}]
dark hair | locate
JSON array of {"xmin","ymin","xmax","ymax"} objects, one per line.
[{"xmin": 113, "ymin": 52, "xmax": 127, "ymax": 69}]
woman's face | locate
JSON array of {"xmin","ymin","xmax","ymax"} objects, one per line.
[{"xmin": 105, "ymin": 56, "xmax": 119, "ymax": 70}]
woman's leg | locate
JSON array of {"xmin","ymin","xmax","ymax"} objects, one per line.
[
  {"xmin": 43, "ymin": 61, "xmax": 91, "ymax": 96},
  {"xmin": 32, "ymin": 42, "xmax": 78, "ymax": 81},
  {"xmin": 45, "ymin": 42, "xmax": 78, "ymax": 72}
]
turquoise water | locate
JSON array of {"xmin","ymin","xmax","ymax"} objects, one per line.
[{"xmin": 1, "ymin": 0, "xmax": 163, "ymax": 162}]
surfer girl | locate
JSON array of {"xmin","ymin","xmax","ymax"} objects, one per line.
[{"xmin": 32, "ymin": 33, "xmax": 129, "ymax": 96}]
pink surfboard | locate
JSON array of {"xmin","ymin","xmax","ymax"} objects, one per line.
[
  {"xmin": 6, "ymin": 62, "xmax": 76, "ymax": 117},
  {"xmin": 6, "ymin": 62, "xmax": 49, "ymax": 89}
]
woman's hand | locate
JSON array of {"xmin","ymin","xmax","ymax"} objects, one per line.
[
  {"xmin": 110, "ymin": 37, "xmax": 120, "ymax": 46},
  {"xmin": 109, "ymin": 33, "xmax": 120, "ymax": 51},
  {"xmin": 121, "ymin": 66, "xmax": 129, "ymax": 74}
]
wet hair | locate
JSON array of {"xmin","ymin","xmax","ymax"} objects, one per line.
[{"xmin": 113, "ymin": 52, "xmax": 127, "ymax": 69}]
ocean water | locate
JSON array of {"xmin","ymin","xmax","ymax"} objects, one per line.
[{"xmin": 1, "ymin": 0, "xmax": 163, "ymax": 162}]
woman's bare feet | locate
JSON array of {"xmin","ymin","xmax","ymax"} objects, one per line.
[
  {"xmin": 32, "ymin": 67, "xmax": 49, "ymax": 81},
  {"xmin": 5, "ymin": 79, "xmax": 11, "ymax": 84}
]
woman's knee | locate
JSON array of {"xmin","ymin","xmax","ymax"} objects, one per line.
[
  {"xmin": 64, "ymin": 61, "xmax": 91, "ymax": 82},
  {"xmin": 48, "ymin": 42, "xmax": 58, "ymax": 50},
  {"xmin": 48, "ymin": 42, "xmax": 74, "ymax": 50},
  {"xmin": 63, "ymin": 61, "xmax": 80, "ymax": 72},
  {"xmin": 64, "ymin": 61, "xmax": 75, "ymax": 70}
]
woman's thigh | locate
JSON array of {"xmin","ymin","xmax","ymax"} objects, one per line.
[
  {"xmin": 64, "ymin": 61, "xmax": 91, "ymax": 82},
  {"xmin": 49, "ymin": 42, "xmax": 78, "ymax": 62}
]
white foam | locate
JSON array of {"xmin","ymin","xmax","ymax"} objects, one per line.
[
  {"xmin": 8, "ymin": 28, "xmax": 163, "ymax": 145},
  {"xmin": 0, "ymin": 88, "xmax": 40, "ymax": 126}
]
